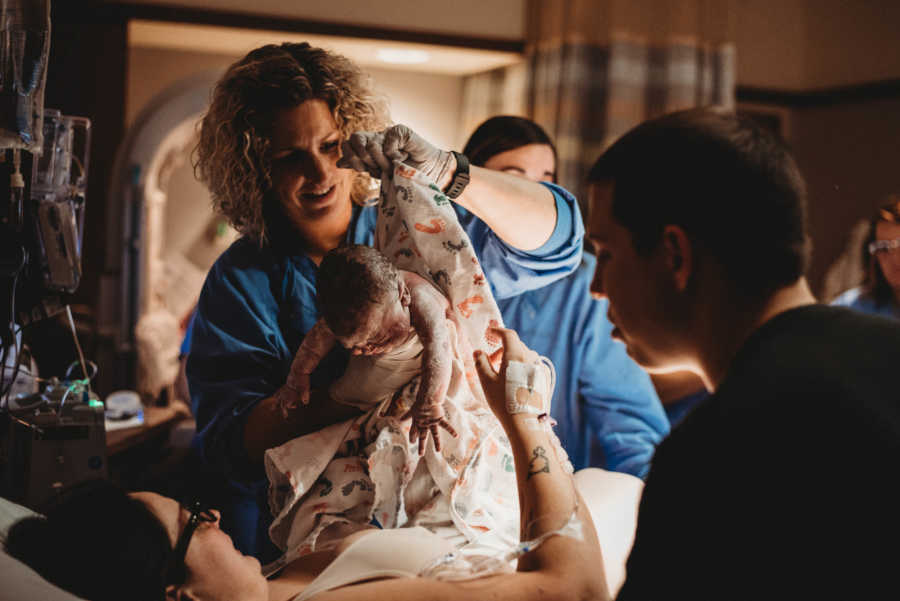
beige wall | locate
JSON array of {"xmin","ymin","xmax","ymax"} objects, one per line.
[
  {"xmin": 735, "ymin": 0, "xmax": 808, "ymax": 90},
  {"xmin": 804, "ymin": 0, "xmax": 900, "ymax": 89},
  {"xmin": 107, "ymin": 0, "xmax": 525, "ymax": 40},
  {"xmin": 127, "ymin": 46, "xmax": 465, "ymax": 154},
  {"xmin": 366, "ymin": 67, "xmax": 464, "ymax": 150},
  {"xmin": 735, "ymin": 0, "xmax": 900, "ymax": 89},
  {"xmin": 732, "ymin": 0, "xmax": 900, "ymax": 294},
  {"xmin": 790, "ymin": 98, "xmax": 900, "ymax": 295},
  {"xmin": 126, "ymin": 48, "xmax": 229, "ymax": 128},
  {"xmin": 118, "ymin": 0, "xmax": 900, "ymax": 90}
]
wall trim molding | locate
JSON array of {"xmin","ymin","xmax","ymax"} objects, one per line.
[
  {"xmin": 85, "ymin": 2, "xmax": 526, "ymax": 53},
  {"xmin": 737, "ymin": 79, "xmax": 900, "ymax": 108}
]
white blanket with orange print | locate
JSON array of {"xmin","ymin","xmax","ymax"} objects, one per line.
[{"xmin": 265, "ymin": 163, "xmax": 519, "ymax": 571}]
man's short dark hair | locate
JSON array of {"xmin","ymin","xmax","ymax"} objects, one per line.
[
  {"xmin": 317, "ymin": 245, "xmax": 400, "ymax": 337},
  {"xmin": 588, "ymin": 107, "xmax": 810, "ymax": 298}
]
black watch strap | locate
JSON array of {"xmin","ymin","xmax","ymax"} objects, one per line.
[{"xmin": 445, "ymin": 151, "xmax": 470, "ymax": 199}]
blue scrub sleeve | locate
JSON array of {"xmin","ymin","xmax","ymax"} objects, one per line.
[
  {"xmin": 186, "ymin": 254, "xmax": 293, "ymax": 484},
  {"xmin": 180, "ymin": 310, "xmax": 197, "ymax": 357},
  {"xmin": 460, "ymin": 182, "xmax": 584, "ymax": 300},
  {"xmin": 577, "ymin": 298, "xmax": 669, "ymax": 479},
  {"xmin": 533, "ymin": 186, "xmax": 574, "ymax": 256}
]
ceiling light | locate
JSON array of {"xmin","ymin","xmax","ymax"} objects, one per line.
[{"xmin": 376, "ymin": 48, "xmax": 430, "ymax": 64}]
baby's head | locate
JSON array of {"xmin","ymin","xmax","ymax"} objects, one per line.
[{"xmin": 317, "ymin": 245, "xmax": 411, "ymax": 355}]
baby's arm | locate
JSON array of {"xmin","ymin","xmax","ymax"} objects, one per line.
[
  {"xmin": 404, "ymin": 271, "xmax": 458, "ymax": 454},
  {"xmin": 276, "ymin": 318, "xmax": 336, "ymax": 417}
]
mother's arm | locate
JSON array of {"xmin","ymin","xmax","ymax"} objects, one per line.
[{"xmin": 309, "ymin": 328, "xmax": 610, "ymax": 601}]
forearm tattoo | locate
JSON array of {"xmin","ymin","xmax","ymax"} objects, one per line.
[{"xmin": 526, "ymin": 445, "xmax": 551, "ymax": 480}]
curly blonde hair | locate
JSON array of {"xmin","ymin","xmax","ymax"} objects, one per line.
[{"xmin": 194, "ymin": 43, "xmax": 389, "ymax": 243}]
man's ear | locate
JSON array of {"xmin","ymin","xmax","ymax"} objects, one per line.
[
  {"xmin": 661, "ymin": 225, "xmax": 692, "ymax": 292},
  {"xmin": 398, "ymin": 280, "xmax": 411, "ymax": 307}
]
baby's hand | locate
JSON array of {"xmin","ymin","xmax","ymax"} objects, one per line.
[
  {"xmin": 407, "ymin": 391, "xmax": 457, "ymax": 456},
  {"xmin": 276, "ymin": 372, "xmax": 311, "ymax": 418},
  {"xmin": 381, "ymin": 381, "xmax": 457, "ymax": 455}
]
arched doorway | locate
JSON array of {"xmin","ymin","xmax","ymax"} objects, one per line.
[{"xmin": 108, "ymin": 69, "xmax": 238, "ymax": 400}]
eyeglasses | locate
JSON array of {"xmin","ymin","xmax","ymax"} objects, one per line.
[
  {"xmin": 868, "ymin": 238, "xmax": 900, "ymax": 256},
  {"xmin": 164, "ymin": 501, "xmax": 217, "ymax": 585}
]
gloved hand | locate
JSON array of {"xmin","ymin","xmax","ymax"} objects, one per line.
[{"xmin": 338, "ymin": 124, "xmax": 455, "ymax": 184}]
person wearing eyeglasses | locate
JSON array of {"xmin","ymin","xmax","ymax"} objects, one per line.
[
  {"xmin": 583, "ymin": 107, "xmax": 900, "ymax": 600},
  {"xmin": 832, "ymin": 194, "xmax": 900, "ymax": 320},
  {"xmin": 4, "ymin": 329, "xmax": 613, "ymax": 601}
]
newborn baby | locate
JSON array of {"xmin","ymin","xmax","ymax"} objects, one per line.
[
  {"xmin": 276, "ymin": 244, "xmax": 458, "ymax": 453},
  {"xmin": 265, "ymin": 162, "xmax": 535, "ymax": 570}
]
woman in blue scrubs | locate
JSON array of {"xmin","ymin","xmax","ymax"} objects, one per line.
[
  {"xmin": 462, "ymin": 116, "xmax": 669, "ymax": 478},
  {"xmin": 186, "ymin": 44, "xmax": 585, "ymax": 560}
]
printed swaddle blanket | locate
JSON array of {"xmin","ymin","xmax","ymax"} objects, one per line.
[{"xmin": 264, "ymin": 163, "xmax": 520, "ymax": 571}]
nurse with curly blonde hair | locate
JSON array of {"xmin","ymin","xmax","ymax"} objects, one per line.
[{"xmin": 186, "ymin": 42, "xmax": 586, "ymax": 560}]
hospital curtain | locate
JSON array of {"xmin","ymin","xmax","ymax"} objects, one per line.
[
  {"xmin": 526, "ymin": 0, "xmax": 737, "ymax": 205},
  {"xmin": 457, "ymin": 61, "xmax": 528, "ymax": 150}
]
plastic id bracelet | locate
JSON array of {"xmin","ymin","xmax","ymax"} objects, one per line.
[{"xmin": 504, "ymin": 357, "xmax": 555, "ymax": 415}]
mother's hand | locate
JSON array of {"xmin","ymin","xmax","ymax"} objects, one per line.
[
  {"xmin": 474, "ymin": 327, "xmax": 541, "ymax": 421},
  {"xmin": 338, "ymin": 124, "xmax": 456, "ymax": 187}
]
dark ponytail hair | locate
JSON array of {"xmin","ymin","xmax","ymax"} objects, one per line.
[
  {"xmin": 5, "ymin": 480, "xmax": 173, "ymax": 601},
  {"xmin": 462, "ymin": 116, "xmax": 557, "ymax": 181}
]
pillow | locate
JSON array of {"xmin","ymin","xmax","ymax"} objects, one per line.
[
  {"xmin": 574, "ymin": 468, "xmax": 644, "ymax": 599},
  {"xmin": 0, "ymin": 495, "xmax": 38, "ymax": 542},
  {"xmin": 0, "ymin": 496, "xmax": 88, "ymax": 601}
]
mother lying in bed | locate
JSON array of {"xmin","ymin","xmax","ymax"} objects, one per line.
[{"xmin": 6, "ymin": 329, "xmax": 628, "ymax": 601}]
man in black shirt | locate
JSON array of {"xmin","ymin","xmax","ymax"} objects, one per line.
[{"xmin": 585, "ymin": 107, "xmax": 900, "ymax": 600}]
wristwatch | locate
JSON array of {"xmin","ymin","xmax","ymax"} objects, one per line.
[{"xmin": 444, "ymin": 151, "xmax": 470, "ymax": 199}]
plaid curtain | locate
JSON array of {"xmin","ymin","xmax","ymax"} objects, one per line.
[
  {"xmin": 457, "ymin": 1, "xmax": 736, "ymax": 206},
  {"xmin": 528, "ymin": 0, "xmax": 736, "ymax": 206},
  {"xmin": 457, "ymin": 61, "xmax": 529, "ymax": 150}
]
